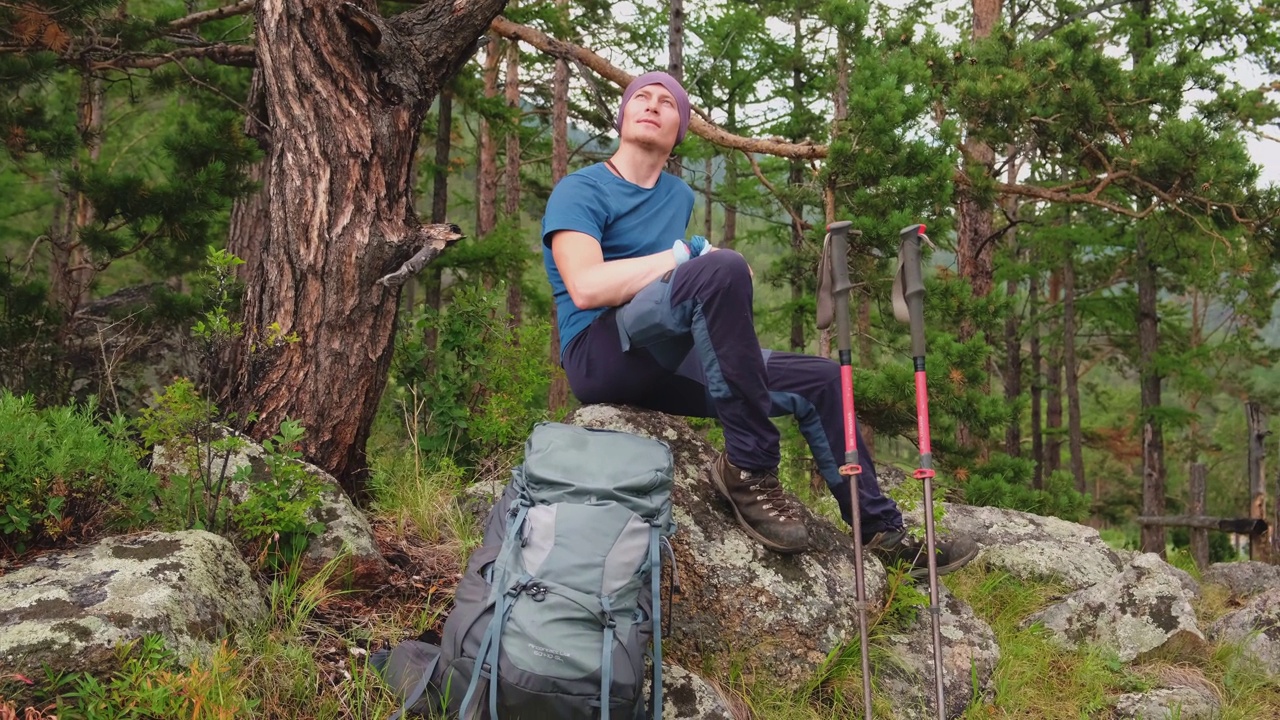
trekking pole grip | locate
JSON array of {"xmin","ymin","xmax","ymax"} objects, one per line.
[
  {"xmin": 898, "ymin": 224, "xmax": 928, "ymax": 358},
  {"xmin": 827, "ymin": 221, "xmax": 860, "ymax": 357}
]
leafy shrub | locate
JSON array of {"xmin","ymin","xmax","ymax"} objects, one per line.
[
  {"xmin": 231, "ymin": 419, "xmax": 325, "ymax": 566},
  {"xmin": 962, "ymin": 454, "xmax": 1090, "ymax": 522},
  {"xmin": 42, "ymin": 635, "xmax": 255, "ymax": 719},
  {"xmin": 0, "ymin": 391, "xmax": 155, "ymax": 554},
  {"xmin": 138, "ymin": 380, "xmax": 323, "ymax": 566},
  {"xmin": 137, "ymin": 377, "xmax": 249, "ymax": 533},
  {"xmin": 390, "ymin": 285, "xmax": 551, "ymax": 467}
]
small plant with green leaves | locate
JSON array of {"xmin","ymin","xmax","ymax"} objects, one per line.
[
  {"xmin": 0, "ymin": 391, "xmax": 155, "ymax": 555},
  {"xmin": 34, "ymin": 635, "xmax": 255, "ymax": 719},
  {"xmin": 233, "ymin": 418, "xmax": 325, "ymax": 567},
  {"xmin": 138, "ymin": 377, "xmax": 251, "ymax": 534}
]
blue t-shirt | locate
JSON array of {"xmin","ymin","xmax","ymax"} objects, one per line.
[{"xmin": 542, "ymin": 163, "xmax": 695, "ymax": 352}]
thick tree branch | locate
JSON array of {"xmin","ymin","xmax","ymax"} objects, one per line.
[
  {"xmin": 165, "ymin": 0, "xmax": 254, "ymax": 32},
  {"xmin": 89, "ymin": 44, "xmax": 255, "ymax": 70},
  {"xmin": 489, "ymin": 16, "xmax": 826, "ymax": 160}
]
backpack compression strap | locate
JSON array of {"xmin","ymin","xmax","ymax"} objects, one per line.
[
  {"xmin": 650, "ymin": 524, "xmax": 663, "ymax": 720},
  {"xmin": 458, "ymin": 573, "xmax": 531, "ymax": 718},
  {"xmin": 600, "ymin": 595, "xmax": 617, "ymax": 720}
]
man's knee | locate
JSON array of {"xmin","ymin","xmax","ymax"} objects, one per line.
[{"xmin": 687, "ymin": 248, "xmax": 752, "ymax": 289}]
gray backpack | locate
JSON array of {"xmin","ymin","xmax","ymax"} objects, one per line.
[{"xmin": 375, "ymin": 422, "xmax": 677, "ymax": 720}]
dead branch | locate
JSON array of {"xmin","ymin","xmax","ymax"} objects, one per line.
[
  {"xmin": 166, "ymin": 0, "xmax": 254, "ymax": 32},
  {"xmin": 90, "ymin": 44, "xmax": 255, "ymax": 70},
  {"xmin": 376, "ymin": 224, "xmax": 465, "ymax": 288},
  {"xmin": 489, "ymin": 16, "xmax": 826, "ymax": 160}
]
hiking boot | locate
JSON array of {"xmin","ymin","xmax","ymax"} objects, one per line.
[
  {"xmin": 709, "ymin": 454, "xmax": 810, "ymax": 554},
  {"xmin": 865, "ymin": 529, "xmax": 979, "ymax": 580}
]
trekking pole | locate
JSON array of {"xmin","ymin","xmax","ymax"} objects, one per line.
[
  {"xmin": 826, "ymin": 220, "xmax": 875, "ymax": 719},
  {"xmin": 894, "ymin": 223, "xmax": 946, "ymax": 719}
]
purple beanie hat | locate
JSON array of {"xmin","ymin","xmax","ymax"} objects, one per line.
[{"xmin": 615, "ymin": 71, "xmax": 691, "ymax": 145}]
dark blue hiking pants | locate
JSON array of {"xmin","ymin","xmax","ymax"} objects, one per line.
[{"xmin": 561, "ymin": 249, "xmax": 903, "ymax": 538}]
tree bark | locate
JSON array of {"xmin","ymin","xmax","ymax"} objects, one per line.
[
  {"xmin": 1003, "ymin": 159, "xmax": 1021, "ymax": 457},
  {"xmin": 50, "ymin": 73, "xmax": 103, "ymax": 322},
  {"xmin": 789, "ymin": 159, "xmax": 805, "ymax": 353},
  {"xmin": 478, "ymin": 42, "xmax": 501, "ymax": 243},
  {"xmin": 1029, "ymin": 268, "xmax": 1044, "ymax": 489},
  {"xmin": 421, "ymin": 87, "xmax": 453, "ymax": 373},
  {"xmin": 1137, "ymin": 229, "xmax": 1166, "ymax": 555},
  {"xmin": 788, "ymin": 10, "xmax": 805, "ymax": 354},
  {"xmin": 704, "ymin": 155, "xmax": 714, "ymax": 241},
  {"xmin": 547, "ymin": 12, "xmax": 572, "ymax": 414},
  {"xmin": 723, "ymin": 91, "xmax": 738, "ymax": 251},
  {"xmin": 954, "ymin": 0, "xmax": 1004, "ymax": 337},
  {"xmin": 1063, "ymin": 240, "xmax": 1086, "ymax": 493},
  {"xmin": 1045, "ymin": 268, "xmax": 1063, "ymax": 476},
  {"xmin": 1004, "ymin": 272, "xmax": 1022, "ymax": 457},
  {"xmin": 666, "ymin": 0, "xmax": 684, "ymax": 177},
  {"xmin": 504, "ymin": 37, "xmax": 522, "ymax": 326},
  {"xmin": 222, "ymin": 0, "xmax": 503, "ymax": 496}
]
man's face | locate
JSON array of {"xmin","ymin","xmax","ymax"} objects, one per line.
[{"xmin": 620, "ymin": 84, "xmax": 681, "ymax": 153}]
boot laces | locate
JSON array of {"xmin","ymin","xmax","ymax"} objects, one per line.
[{"xmin": 744, "ymin": 472, "xmax": 800, "ymax": 520}]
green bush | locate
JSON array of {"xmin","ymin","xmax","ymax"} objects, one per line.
[
  {"xmin": 962, "ymin": 454, "xmax": 1090, "ymax": 522},
  {"xmin": 390, "ymin": 285, "xmax": 551, "ymax": 468},
  {"xmin": 0, "ymin": 391, "xmax": 156, "ymax": 554}
]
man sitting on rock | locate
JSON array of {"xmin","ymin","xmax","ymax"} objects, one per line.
[{"xmin": 540, "ymin": 71, "xmax": 977, "ymax": 575}]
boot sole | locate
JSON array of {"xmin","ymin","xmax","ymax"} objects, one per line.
[
  {"xmin": 905, "ymin": 541, "xmax": 980, "ymax": 580},
  {"xmin": 709, "ymin": 460, "xmax": 809, "ymax": 555}
]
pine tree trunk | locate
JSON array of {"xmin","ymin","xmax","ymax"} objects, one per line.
[
  {"xmin": 504, "ymin": 38, "xmax": 522, "ymax": 326},
  {"xmin": 789, "ymin": 160, "xmax": 805, "ymax": 353},
  {"xmin": 1045, "ymin": 269, "xmax": 1063, "ymax": 477},
  {"xmin": 723, "ymin": 98, "xmax": 738, "ymax": 251},
  {"xmin": 1004, "ymin": 271, "xmax": 1022, "ymax": 457},
  {"xmin": 1003, "ymin": 160, "xmax": 1021, "ymax": 457},
  {"xmin": 666, "ymin": 0, "xmax": 684, "ymax": 177},
  {"xmin": 222, "ymin": 0, "xmax": 504, "ymax": 496},
  {"xmin": 479, "ymin": 43, "xmax": 501, "ymax": 244},
  {"xmin": 1063, "ymin": 242, "xmax": 1086, "ymax": 493},
  {"xmin": 954, "ymin": 0, "xmax": 1004, "ymax": 337},
  {"xmin": 50, "ymin": 74, "xmax": 103, "ymax": 321},
  {"xmin": 547, "ymin": 21, "xmax": 572, "ymax": 414},
  {"xmin": 788, "ymin": 10, "xmax": 805, "ymax": 354},
  {"xmin": 421, "ymin": 87, "xmax": 453, "ymax": 375},
  {"xmin": 1137, "ymin": 231, "xmax": 1166, "ymax": 555},
  {"xmin": 1029, "ymin": 268, "xmax": 1044, "ymax": 489},
  {"xmin": 704, "ymin": 156, "xmax": 714, "ymax": 241}
]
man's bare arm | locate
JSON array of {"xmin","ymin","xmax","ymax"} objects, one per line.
[{"xmin": 551, "ymin": 230, "xmax": 677, "ymax": 309}]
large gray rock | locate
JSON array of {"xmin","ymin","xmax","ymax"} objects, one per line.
[
  {"xmin": 1208, "ymin": 587, "xmax": 1280, "ymax": 675},
  {"xmin": 657, "ymin": 663, "xmax": 738, "ymax": 720},
  {"xmin": 1202, "ymin": 561, "xmax": 1280, "ymax": 601},
  {"xmin": 879, "ymin": 585, "xmax": 1000, "ymax": 720},
  {"xmin": 1026, "ymin": 553, "xmax": 1204, "ymax": 663},
  {"xmin": 906, "ymin": 503, "xmax": 1123, "ymax": 591},
  {"xmin": 568, "ymin": 405, "xmax": 888, "ymax": 690},
  {"xmin": 153, "ymin": 427, "xmax": 389, "ymax": 588},
  {"xmin": 1113, "ymin": 685, "xmax": 1221, "ymax": 720},
  {"xmin": 0, "ymin": 531, "xmax": 265, "ymax": 678}
]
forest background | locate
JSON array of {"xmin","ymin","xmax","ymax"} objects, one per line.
[{"xmin": 4, "ymin": 0, "xmax": 1280, "ymax": 716}]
